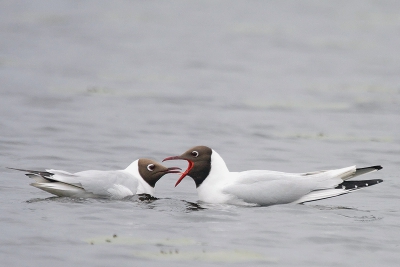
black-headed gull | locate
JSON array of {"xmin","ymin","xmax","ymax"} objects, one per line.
[
  {"xmin": 163, "ymin": 146, "xmax": 383, "ymax": 206},
  {"xmin": 9, "ymin": 159, "xmax": 181, "ymax": 199}
]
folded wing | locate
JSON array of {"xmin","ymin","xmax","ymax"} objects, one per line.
[
  {"xmin": 223, "ymin": 166, "xmax": 382, "ymax": 206},
  {"xmin": 10, "ymin": 168, "xmax": 138, "ymax": 199}
]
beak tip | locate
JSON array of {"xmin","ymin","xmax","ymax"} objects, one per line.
[{"xmin": 163, "ymin": 155, "xmax": 182, "ymax": 162}]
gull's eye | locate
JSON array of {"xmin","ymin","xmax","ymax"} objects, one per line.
[
  {"xmin": 147, "ymin": 164, "xmax": 155, "ymax": 171},
  {"xmin": 191, "ymin": 151, "xmax": 199, "ymax": 157}
]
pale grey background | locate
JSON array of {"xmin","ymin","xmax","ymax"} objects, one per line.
[{"xmin": 1, "ymin": 1, "xmax": 399, "ymax": 266}]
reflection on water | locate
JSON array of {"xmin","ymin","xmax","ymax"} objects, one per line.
[
  {"xmin": 135, "ymin": 193, "xmax": 158, "ymax": 202},
  {"xmin": 26, "ymin": 194, "xmax": 206, "ymax": 212},
  {"xmin": 135, "ymin": 197, "xmax": 206, "ymax": 213},
  {"xmin": 310, "ymin": 204, "xmax": 383, "ymax": 222},
  {"xmin": 26, "ymin": 196, "xmax": 91, "ymax": 204}
]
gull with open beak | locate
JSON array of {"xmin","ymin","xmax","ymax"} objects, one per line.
[{"xmin": 163, "ymin": 146, "xmax": 383, "ymax": 206}]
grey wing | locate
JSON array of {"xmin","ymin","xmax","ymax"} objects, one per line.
[
  {"xmin": 8, "ymin": 167, "xmax": 83, "ymax": 186},
  {"xmin": 72, "ymin": 170, "xmax": 139, "ymax": 198},
  {"xmin": 223, "ymin": 167, "xmax": 356, "ymax": 206},
  {"xmin": 299, "ymin": 165, "xmax": 375, "ymax": 181},
  {"xmin": 224, "ymin": 171, "xmax": 314, "ymax": 206},
  {"xmin": 10, "ymin": 168, "xmax": 138, "ymax": 198},
  {"xmin": 44, "ymin": 169, "xmax": 82, "ymax": 186},
  {"xmin": 9, "ymin": 168, "xmax": 90, "ymax": 197}
]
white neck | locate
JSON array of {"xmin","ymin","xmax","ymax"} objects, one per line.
[
  {"xmin": 124, "ymin": 160, "xmax": 155, "ymax": 195},
  {"xmin": 196, "ymin": 149, "xmax": 231, "ymax": 203},
  {"xmin": 209, "ymin": 149, "xmax": 230, "ymax": 177}
]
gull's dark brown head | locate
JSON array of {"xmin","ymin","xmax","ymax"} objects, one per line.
[
  {"xmin": 163, "ymin": 145, "xmax": 212, "ymax": 187},
  {"xmin": 138, "ymin": 159, "xmax": 181, "ymax": 188}
]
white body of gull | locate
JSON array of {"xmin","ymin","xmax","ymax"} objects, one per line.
[
  {"xmin": 164, "ymin": 146, "xmax": 383, "ymax": 206},
  {"xmin": 9, "ymin": 159, "xmax": 180, "ymax": 199}
]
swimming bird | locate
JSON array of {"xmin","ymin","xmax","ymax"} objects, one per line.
[
  {"xmin": 163, "ymin": 146, "xmax": 383, "ymax": 206},
  {"xmin": 8, "ymin": 159, "xmax": 181, "ymax": 199}
]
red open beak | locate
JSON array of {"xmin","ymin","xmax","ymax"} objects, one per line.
[
  {"xmin": 163, "ymin": 156, "xmax": 194, "ymax": 187},
  {"xmin": 165, "ymin": 167, "xmax": 182, "ymax": 174}
]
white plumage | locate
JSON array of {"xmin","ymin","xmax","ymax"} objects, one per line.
[
  {"xmin": 10, "ymin": 159, "xmax": 180, "ymax": 199},
  {"xmin": 164, "ymin": 146, "xmax": 383, "ymax": 206}
]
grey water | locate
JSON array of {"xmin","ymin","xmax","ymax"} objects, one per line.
[{"xmin": 1, "ymin": 1, "xmax": 400, "ymax": 266}]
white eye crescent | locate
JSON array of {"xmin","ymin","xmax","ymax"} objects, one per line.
[
  {"xmin": 191, "ymin": 151, "xmax": 199, "ymax": 157},
  {"xmin": 147, "ymin": 164, "xmax": 155, "ymax": 171}
]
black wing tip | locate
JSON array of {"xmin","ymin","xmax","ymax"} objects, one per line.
[
  {"xmin": 336, "ymin": 179, "xmax": 383, "ymax": 190},
  {"xmin": 372, "ymin": 179, "xmax": 383, "ymax": 184},
  {"xmin": 356, "ymin": 165, "xmax": 383, "ymax": 171},
  {"xmin": 369, "ymin": 165, "xmax": 383, "ymax": 170},
  {"xmin": 7, "ymin": 167, "xmax": 54, "ymax": 177},
  {"xmin": 7, "ymin": 167, "xmax": 28, "ymax": 172}
]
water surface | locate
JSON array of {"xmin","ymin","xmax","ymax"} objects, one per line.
[{"xmin": 1, "ymin": 1, "xmax": 399, "ymax": 266}]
